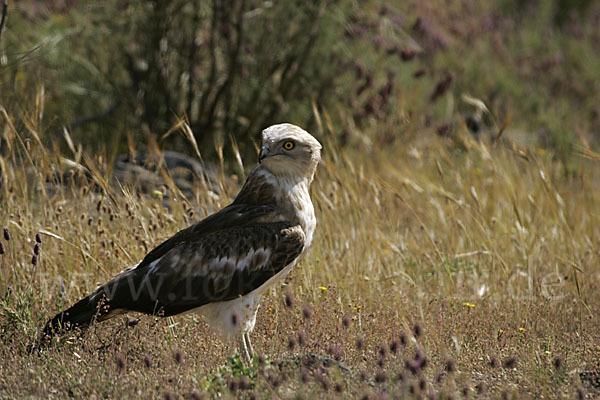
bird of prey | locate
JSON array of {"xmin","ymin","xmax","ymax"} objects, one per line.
[{"xmin": 42, "ymin": 123, "xmax": 322, "ymax": 361}]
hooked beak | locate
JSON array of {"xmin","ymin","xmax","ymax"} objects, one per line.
[{"xmin": 258, "ymin": 145, "xmax": 270, "ymax": 163}]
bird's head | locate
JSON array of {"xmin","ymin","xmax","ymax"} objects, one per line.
[{"xmin": 258, "ymin": 124, "xmax": 322, "ymax": 180}]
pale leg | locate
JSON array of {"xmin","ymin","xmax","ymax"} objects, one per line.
[
  {"xmin": 237, "ymin": 334, "xmax": 251, "ymax": 363},
  {"xmin": 244, "ymin": 332, "xmax": 254, "ymax": 359}
]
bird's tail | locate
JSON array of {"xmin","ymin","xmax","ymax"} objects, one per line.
[
  {"xmin": 40, "ymin": 268, "xmax": 135, "ymax": 341},
  {"xmin": 41, "ymin": 292, "xmax": 111, "ymax": 340}
]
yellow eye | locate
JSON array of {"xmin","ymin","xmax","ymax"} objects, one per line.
[{"xmin": 283, "ymin": 141, "xmax": 295, "ymax": 150}]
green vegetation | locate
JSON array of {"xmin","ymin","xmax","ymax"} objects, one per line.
[{"xmin": 1, "ymin": 0, "xmax": 599, "ymax": 398}]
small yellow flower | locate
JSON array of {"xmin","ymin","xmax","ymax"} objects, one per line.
[
  {"xmin": 318, "ymin": 286, "xmax": 328, "ymax": 291},
  {"xmin": 498, "ymin": 329, "xmax": 504, "ymax": 334},
  {"xmin": 353, "ymin": 305, "xmax": 362, "ymax": 310},
  {"xmin": 363, "ymin": 276, "xmax": 370, "ymax": 281},
  {"xmin": 519, "ymin": 327, "xmax": 526, "ymax": 332},
  {"xmin": 463, "ymin": 302, "xmax": 475, "ymax": 307},
  {"xmin": 152, "ymin": 190, "xmax": 164, "ymax": 196}
]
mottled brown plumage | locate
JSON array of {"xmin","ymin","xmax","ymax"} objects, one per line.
[{"xmin": 42, "ymin": 124, "xmax": 322, "ymax": 361}]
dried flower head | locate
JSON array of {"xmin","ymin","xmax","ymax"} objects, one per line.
[
  {"xmin": 399, "ymin": 333, "xmax": 407, "ymax": 347},
  {"xmin": 228, "ymin": 379, "xmax": 238, "ymax": 392},
  {"xmin": 31, "ymin": 255, "xmax": 37, "ymax": 265},
  {"xmin": 445, "ymin": 359, "xmax": 456, "ymax": 373},
  {"xmin": 116, "ymin": 354, "xmax": 125, "ymax": 372},
  {"xmin": 379, "ymin": 343, "xmax": 388, "ymax": 357},
  {"xmin": 3, "ymin": 228, "xmax": 9, "ymax": 241},
  {"xmin": 374, "ymin": 372, "xmax": 387, "ymax": 383},
  {"xmin": 360, "ymin": 370, "xmax": 368, "ymax": 381},
  {"xmin": 34, "ymin": 243, "xmax": 40, "ymax": 255},
  {"xmin": 298, "ymin": 331, "xmax": 306, "ymax": 346},
  {"xmin": 163, "ymin": 391, "xmax": 175, "ymax": 400},
  {"xmin": 553, "ymin": 357, "xmax": 563, "ymax": 370},
  {"xmin": 239, "ymin": 376, "xmax": 250, "ymax": 390},
  {"xmin": 302, "ymin": 305, "xmax": 313, "ymax": 320},
  {"xmin": 356, "ymin": 335, "xmax": 365, "ymax": 350},
  {"xmin": 35, "ymin": 233, "xmax": 42, "ymax": 243},
  {"xmin": 284, "ymin": 291, "xmax": 294, "ymax": 308},
  {"xmin": 396, "ymin": 372, "xmax": 405, "ymax": 382},
  {"xmin": 288, "ymin": 335, "xmax": 297, "ymax": 350},
  {"xmin": 174, "ymin": 350, "xmax": 183, "ymax": 364},
  {"xmin": 475, "ymin": 383, "xmax": 485, "ymax": 395},
  {"xmin": 413, "ymin": 323, "xmax": 422, "ymax": 337},
  {"xmin": 190, "ymin": 391, "xmax": 203, "ymax": 400},
  {"xmin": 0, "ymin": 242, "xmax": 5, "ymax": 255},
  {"xmin": 502, "ymin": 357, "xmax": 517, "ymax": 369},
  {"xmin": 342, "ymin": 314, "xmax": 351, "ymax": 328},
  {"xmin": 301, "ymin": 368, "xmax": 310, "ymax": 383}
]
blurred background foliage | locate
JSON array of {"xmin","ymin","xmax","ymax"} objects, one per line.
[{"xmin": 0, "ymin": 0, "xmax": 599, "ymax": 166}]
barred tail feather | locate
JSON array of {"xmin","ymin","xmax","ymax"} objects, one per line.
[
  {"xmin": 41, "ymin": 293, "xmax": 110, "ymax": 339},
  {"xmin": 41, "ymin": 267, "xmax": 136, "ymax": 340}
]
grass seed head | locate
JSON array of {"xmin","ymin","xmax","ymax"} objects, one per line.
[
  {"xmin": 3, "ymin": 228, "xmax": 9, "ymax": 241},
  {"xmin": 33, "ymin": 243, "xmax": 40, "ymax": 255},
  {"xmin": 31, "ymin": 254, "xmax": 37, "ymax": 265},
  {"xmin": 35, "ymin": 232, "xmax": 42, "ymax": 243}
]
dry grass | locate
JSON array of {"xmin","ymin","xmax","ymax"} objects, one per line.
[{"xmin": 0, "ymin": 106, "xmax": 599, "ymax": 399}]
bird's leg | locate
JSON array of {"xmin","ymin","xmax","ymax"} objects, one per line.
[
  {"xmin": 244, "ymin": 332, "xmax": 254, "ymax": 360},
  {"xmin": 237, "ymin": 334, "xmax": 251, "ymax": 364}
]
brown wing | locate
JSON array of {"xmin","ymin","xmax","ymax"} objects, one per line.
[
  {"xmin": 97, "ymin": 220, "xmax": 304, "ymax": 317},
  {"xmin": 136, "ymin": 203, "xmax": 279, "ymax": 270}
]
